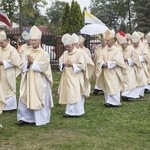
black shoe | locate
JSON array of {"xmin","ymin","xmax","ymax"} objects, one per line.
[
  {"xmin": 63, "ymin": 114, "xmax": 80, "ymax": 118},
  {"xmin": 93, "ymin": 89, "xmax": 100, "ymax": 95},
  {"xmin": 99, "ymin": 90, "xmax": 104, "ymax": 95},
  {"xmin": 145, "ymin": 89, "xmax": 150, "ymax": 94},
  {"xmin": 18, "ymin": 120, "xmax": 29, "ymax": 126},
  {"xmin": 121, "ymin": 96, "xmax": 129, "ymax": 101},
  {"xmin": 139, "ymin": 95, "xmax": 144, "ymax": 98},
  {"xmin": 104, "ymin": 103, "xmax": 120, "ymax": 108}
]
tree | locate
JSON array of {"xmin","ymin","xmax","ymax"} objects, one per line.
[
  {"xmin": 119, "ymin": 20, "xmax": 126, "ymax": 32},
  {"xmin": 70, "ymin": 1, "xmax": 84, "ymax": 33},
  {"xmin": 35, "ymin": 16, "xmax": 49, "ymax": 26},
  {"xmin": 0, "ymin": 0, "xmax": 48, "ymax": 27},
  {"xmin": 61, "ymin": 0, "xmax": 84, "ymax": 34},
  {"xmin": 0, "ymin": 0, "xmax": 18, "ymax": 23},
  {"xmin": 90, "ymin": 0, "xmax": 118, "ymax": 29},
  {"xmin": 89, "ymin": 0, "xmax": 135, "ymax": 32},
  {"xmin": 19, "ymin": 0, "xmax": 47, "ymax": 18},
  {"xmin": 19, "ymin": 0, "xmax": 48, "ymax": 26},
  {"xmin": 61, "ymin": 3, "xmax": 70, "ymax": 34},
  {"xmin": 46, "ymin": 0, "xmax": 67, "ymax": 33},
  {"xmin": 134, "ymin": 0, "xmax": 150, "ymax": 33}
]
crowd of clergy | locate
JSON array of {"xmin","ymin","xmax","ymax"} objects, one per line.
[{"xmin": 0, "ymin": 24, "xmax": 150, "ymax": 126}]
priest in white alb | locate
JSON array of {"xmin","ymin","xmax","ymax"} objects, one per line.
[
  {"xmin": 116, "ymin": 32, "xmax": 139, "ymax": 100},
  {"xmin": 97, "ymin": 30, "xmax": 126, "ymax": 107},
  {"xmin": 130, "ymin": 32, "xmax": 149, "ymax": 97},
  {"xmin": 58, "ymin": 33, "xmax": 94, "ymax": 117},
  {"xmin": 17, "ymin": 25, "xmax": 53, "ymax": 126},
  {"xmin": 0, "ymin": 30, "xmax": 20, "ymax": 114}
]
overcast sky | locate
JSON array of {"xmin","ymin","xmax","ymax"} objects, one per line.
[{"xmin": 40, "ymin": 0, "xmax": 91, "ymax": 15}]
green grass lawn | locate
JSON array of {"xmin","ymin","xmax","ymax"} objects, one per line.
[{"xmin": 0, "ymin": 71, "xmax": 150, "ymax": 150}]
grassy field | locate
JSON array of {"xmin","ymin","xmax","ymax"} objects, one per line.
[{"xmin": 0, "ymin": 71, "xmax": 150, "ymax": 150}]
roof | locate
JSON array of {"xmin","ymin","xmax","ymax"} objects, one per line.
[{"xmin": 7, "ymin": 26, "xmax": 50, "ymax": 34}]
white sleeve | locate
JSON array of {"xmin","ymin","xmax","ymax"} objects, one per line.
[
  {"xmin": 3, "ymin": 60, "xmax": 14, "ymax": 69},
  {"xmin": 32, "ymin": 61, "xmax": 42, "ymax": 72},
  {"xmin": 99, "ymin": 61, "xmax": 105, "ymax": 69},
  {"xmin": 59, "ymin": 63, "xmax": 65, "ymax": 72},
  {"xmin": 107, "ymin": 61, "xmax": 117, "ymax": 69},
  {"xmin": 73, "ymin": 64, "xmax": 82, "ymax": 73},
  {"xmin": 139, "ymin": 55, "xmax": 145, "ymax": 63},
  {"xmin": 22, "ymin": 61, "xmax": 29, "ymax": 73},
  {"xmin": 127, "ymin": 58, "xmax": 134, "ymax": 66}
]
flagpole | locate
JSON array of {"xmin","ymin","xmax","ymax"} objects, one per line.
[{"xmin": 83, "ymin": 9, "xmax": 90, "ymax": 52}]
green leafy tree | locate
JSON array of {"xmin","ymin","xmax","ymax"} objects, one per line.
[
  {"xmin": 61, "ymin": 0, "xmax": 84, "ymax": 34},
  {"xmin": 19, "ymin": 0, "xmax": 47, "ymax": 26},
  {"xmin": 90, "ymin": 0, "xmax": 118, "ymax": 29},
  {"xmin": 46, "ymin": 0, "xmax": 67, "ymax": 33},
  {"xmin": 119, "ymin": 20, "xmax": 126, "ymax": 32},
  {"xmin": 0, "ymin": 0, "xmax": 48, "ymax": 27},
  {"xmin": 20, "ymin": 0, "xmax": 47, "ymax": 18},
  {"xmin": 35, "ymin": 16, "xmax": 49, "ymax": 26},
  {"xmin": 134, "ymin": 0, "xmax": 150, "ymax": 33},
  {"xmin": 0, "ymin": 0, "xmax": 18, "ymax": 22},
  {"xmin": 61, "ymin": 3, "xmax": 70, "ymax": 34},
  {"xmin": 89, "ymin": 0, "xmax": 135, "ymax": 32}
]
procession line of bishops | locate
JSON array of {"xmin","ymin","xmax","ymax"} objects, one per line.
[
  {"xmin": 93, "ymin": 30, "xmax": 150, "ymax": 107},
  {"xmin": 0, "ymin": 25, "xmax": 94, "ymax": 126},
  {"xmin": 0, "ymin": 25, "xmax": 150, "ymax": 126}
]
